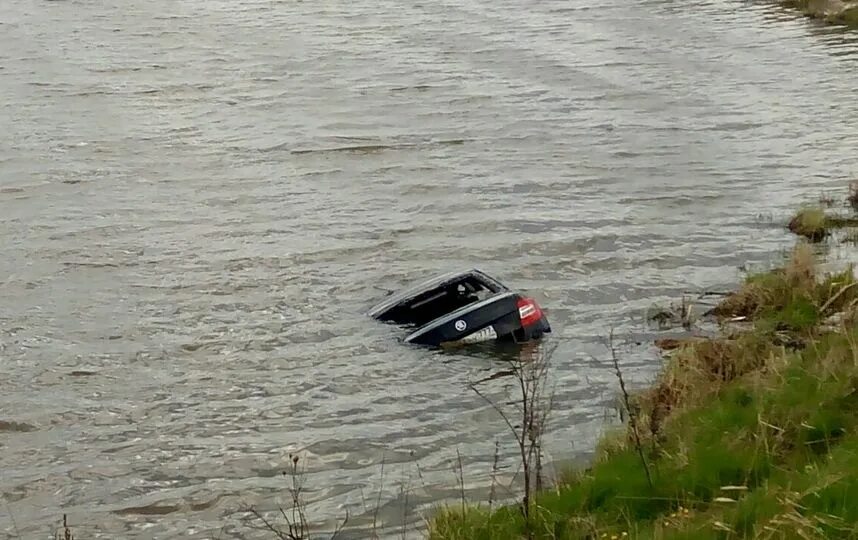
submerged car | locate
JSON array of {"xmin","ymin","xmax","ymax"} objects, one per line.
[{"xmin": 368, "ymin": 269, "xmax": 551, "ymax": 347}]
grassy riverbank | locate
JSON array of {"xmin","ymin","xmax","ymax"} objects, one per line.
[{"xmin": 428, "ymin": 215, "xmax": 858, "ymax": 538}]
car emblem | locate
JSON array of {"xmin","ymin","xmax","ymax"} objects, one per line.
[{"xmin": 454, "ymin": 320, "xmax": 467, "ymax": 332}]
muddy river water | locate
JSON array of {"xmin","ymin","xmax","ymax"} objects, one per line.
[{"xmin": 3, "ymin": 0, "xmax": 858, "ymax": 537}]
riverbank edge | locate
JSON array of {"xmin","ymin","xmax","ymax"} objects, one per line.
[
  {"xmin": 426, "ymin": 196, "xmax": 858, "ymax": 539},
  {"xmin": 779, "ymin": 0, "xmax": 858, "ymax": 26}
]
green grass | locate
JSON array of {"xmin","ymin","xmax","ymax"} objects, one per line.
[
  {"xmin": 780, "ymin": 0, "xmax": 858, "ymax": 27},
  {"xmin": 786, "ymin": 205, "xmax": 858, "ymax": 243},
  {"xmin": 789, "ymin": 207, "xmax": 828, "ymax": 241},
  {"xmin": 427, "ymin": 245, "xmax": 858, "ymax": 540}
]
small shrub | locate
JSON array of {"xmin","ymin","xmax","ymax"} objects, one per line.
[{"xmin": 788, "ymin": 207, "xmax": 828, "ymax": 241}]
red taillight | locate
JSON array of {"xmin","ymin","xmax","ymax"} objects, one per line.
[{"xmin": 517, "ymin": 297, "xmax": 543, "ymax": 327}]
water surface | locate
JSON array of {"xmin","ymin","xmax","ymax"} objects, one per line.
[{"xmin": 3, "ymin": 0, "xmax": 858, "ymax": 537}]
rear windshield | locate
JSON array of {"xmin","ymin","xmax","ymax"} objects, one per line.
[{"xmin": 380, "ymin": 274, "xmax": 500, "ymax": 326}]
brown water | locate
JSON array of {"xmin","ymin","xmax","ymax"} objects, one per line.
[{"xmin": 3, "ymin": 0, "xmax": 858, "ymax": 538}]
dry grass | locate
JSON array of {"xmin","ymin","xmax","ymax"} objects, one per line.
[
  {"xmin": 635, "ymin": 331, "xmax": 778, "ymax": 443},
  {"xmin": 647, "ymin": 296, "xmax": 697, "ymax": 330},
  {"xmin": 709, "ymin": 242, "xmax": 858, "ymax": 329},
  {"xmin": 710, "ymin": 243, "xmax": 817, "ymax": 319}
]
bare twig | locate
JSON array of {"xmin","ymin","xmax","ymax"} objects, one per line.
[
  {"xmin": 413, "ymin": 457, "xmax": 427, "ymax": 490},
  {"xmin": 489, "ymin": 439, "xmax": 500, "ymax": 511},
  {"xmin": 287, "ymin": 453, "xmax": 309, "ymax": 540},
  {"xmin": 53, "ymin": 513, "xmax": 76, "ymax": 540},
  {"xmin": 212, "ymin": 523, "xmax": 229, "ymax": 540},
  {"xmin": 607, "ymin": 328, "xmax": 654, "ymax": 489},
  {"xmin": 819, "ymin": 281, "xmax": 858, "ymax": 314},
  {"xmin": 685, "ymin": 290, "xmax": 732, "ymax": 297},
  {"xmin": 470, "ymin": 383, "xmax": 524, "ymax": 447},
  {"xmin": 241, "ymin": 451, "xmax": 350, "ymax": 540},
  {"xmin": 371, "ymin": 454, "xmax": 386, "ymax": 538},
  {"xmin": 517, "ymin": 359, "xmax": 532, "ymax": 519},
  {"xmin": 455, "ymin": 447, "xmax": 467, "ymax": 516},
  {"xmin": 469, "ymin": 342, "xmax": 556, "ymax": 540},
  {"xmin": 63, "ymin": 514, "xmax": 74, "ymax": 540},
  {"xmin": 400, "ymin": 476, "xmax": 409, "ymax": 540},
  {"xmin": 247, "ymin": 506, "xmax": 291, "ymax": 540},
  {"xmin": 330, "ymin": 509, "xmax": 349, "ymax": 540},
  {"xmin": 2, "ymin": 496, "xmax": 22, "ymax": 540},
  {"xmin": 359, "ymin": 486, "xmax": 369, "ymax": 515}
]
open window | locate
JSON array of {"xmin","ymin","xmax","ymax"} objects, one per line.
[{"xmin": 369, "ymin": 270, "xmax": 508, "ymax": 327}]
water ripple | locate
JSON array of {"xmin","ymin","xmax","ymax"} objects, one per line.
[{"xmin": 2, "ymin": 0, "xmax": 858, "ymax": 538}]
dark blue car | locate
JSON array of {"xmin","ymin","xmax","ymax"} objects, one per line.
[{"xmin": 368, "ymin": 269, "xmax": 551, "ymax": 347}]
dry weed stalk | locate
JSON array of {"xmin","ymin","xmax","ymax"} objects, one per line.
[
  {"xmin": 646, "ymin": 295, "xmax": 697, "ymax": 331},
  {"xmin": 819, "ymin": 190, "xmax": 837, "ymax": 208},
  {"xmin": 399, "ymin": 465, "xmax": 411, "ymax": 540},
  {"xmin": 606, "ymin": 329, "xmax": 654, "ymax": 489},
  {"xmin": 370, "ymin": 455, "xmax": 386, "ymax": 539},
  {"xmin": 243, "ymin": 453, "xmax": 349, "ymax": 540},
  {"xmin": 849, "ymin": 180, "xmax": 858, "ymax": 211},
  {"xmin": 54, "ymin": 514, "xmax": 74, "ymax": 540},
  {"xmin": 2, "ymin": 498, "xmax": 21, "ymax": 540},
  {"xmin": 455, "ymin": 448, "xmax": 466, "ymax": 516},
  {"xmin": 469, "ymin": 343, "xmax": 557, "ymax": 537},
  {"xmin": 488, "ymin": 439, "xmax": 501, "ymax": 511}
]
